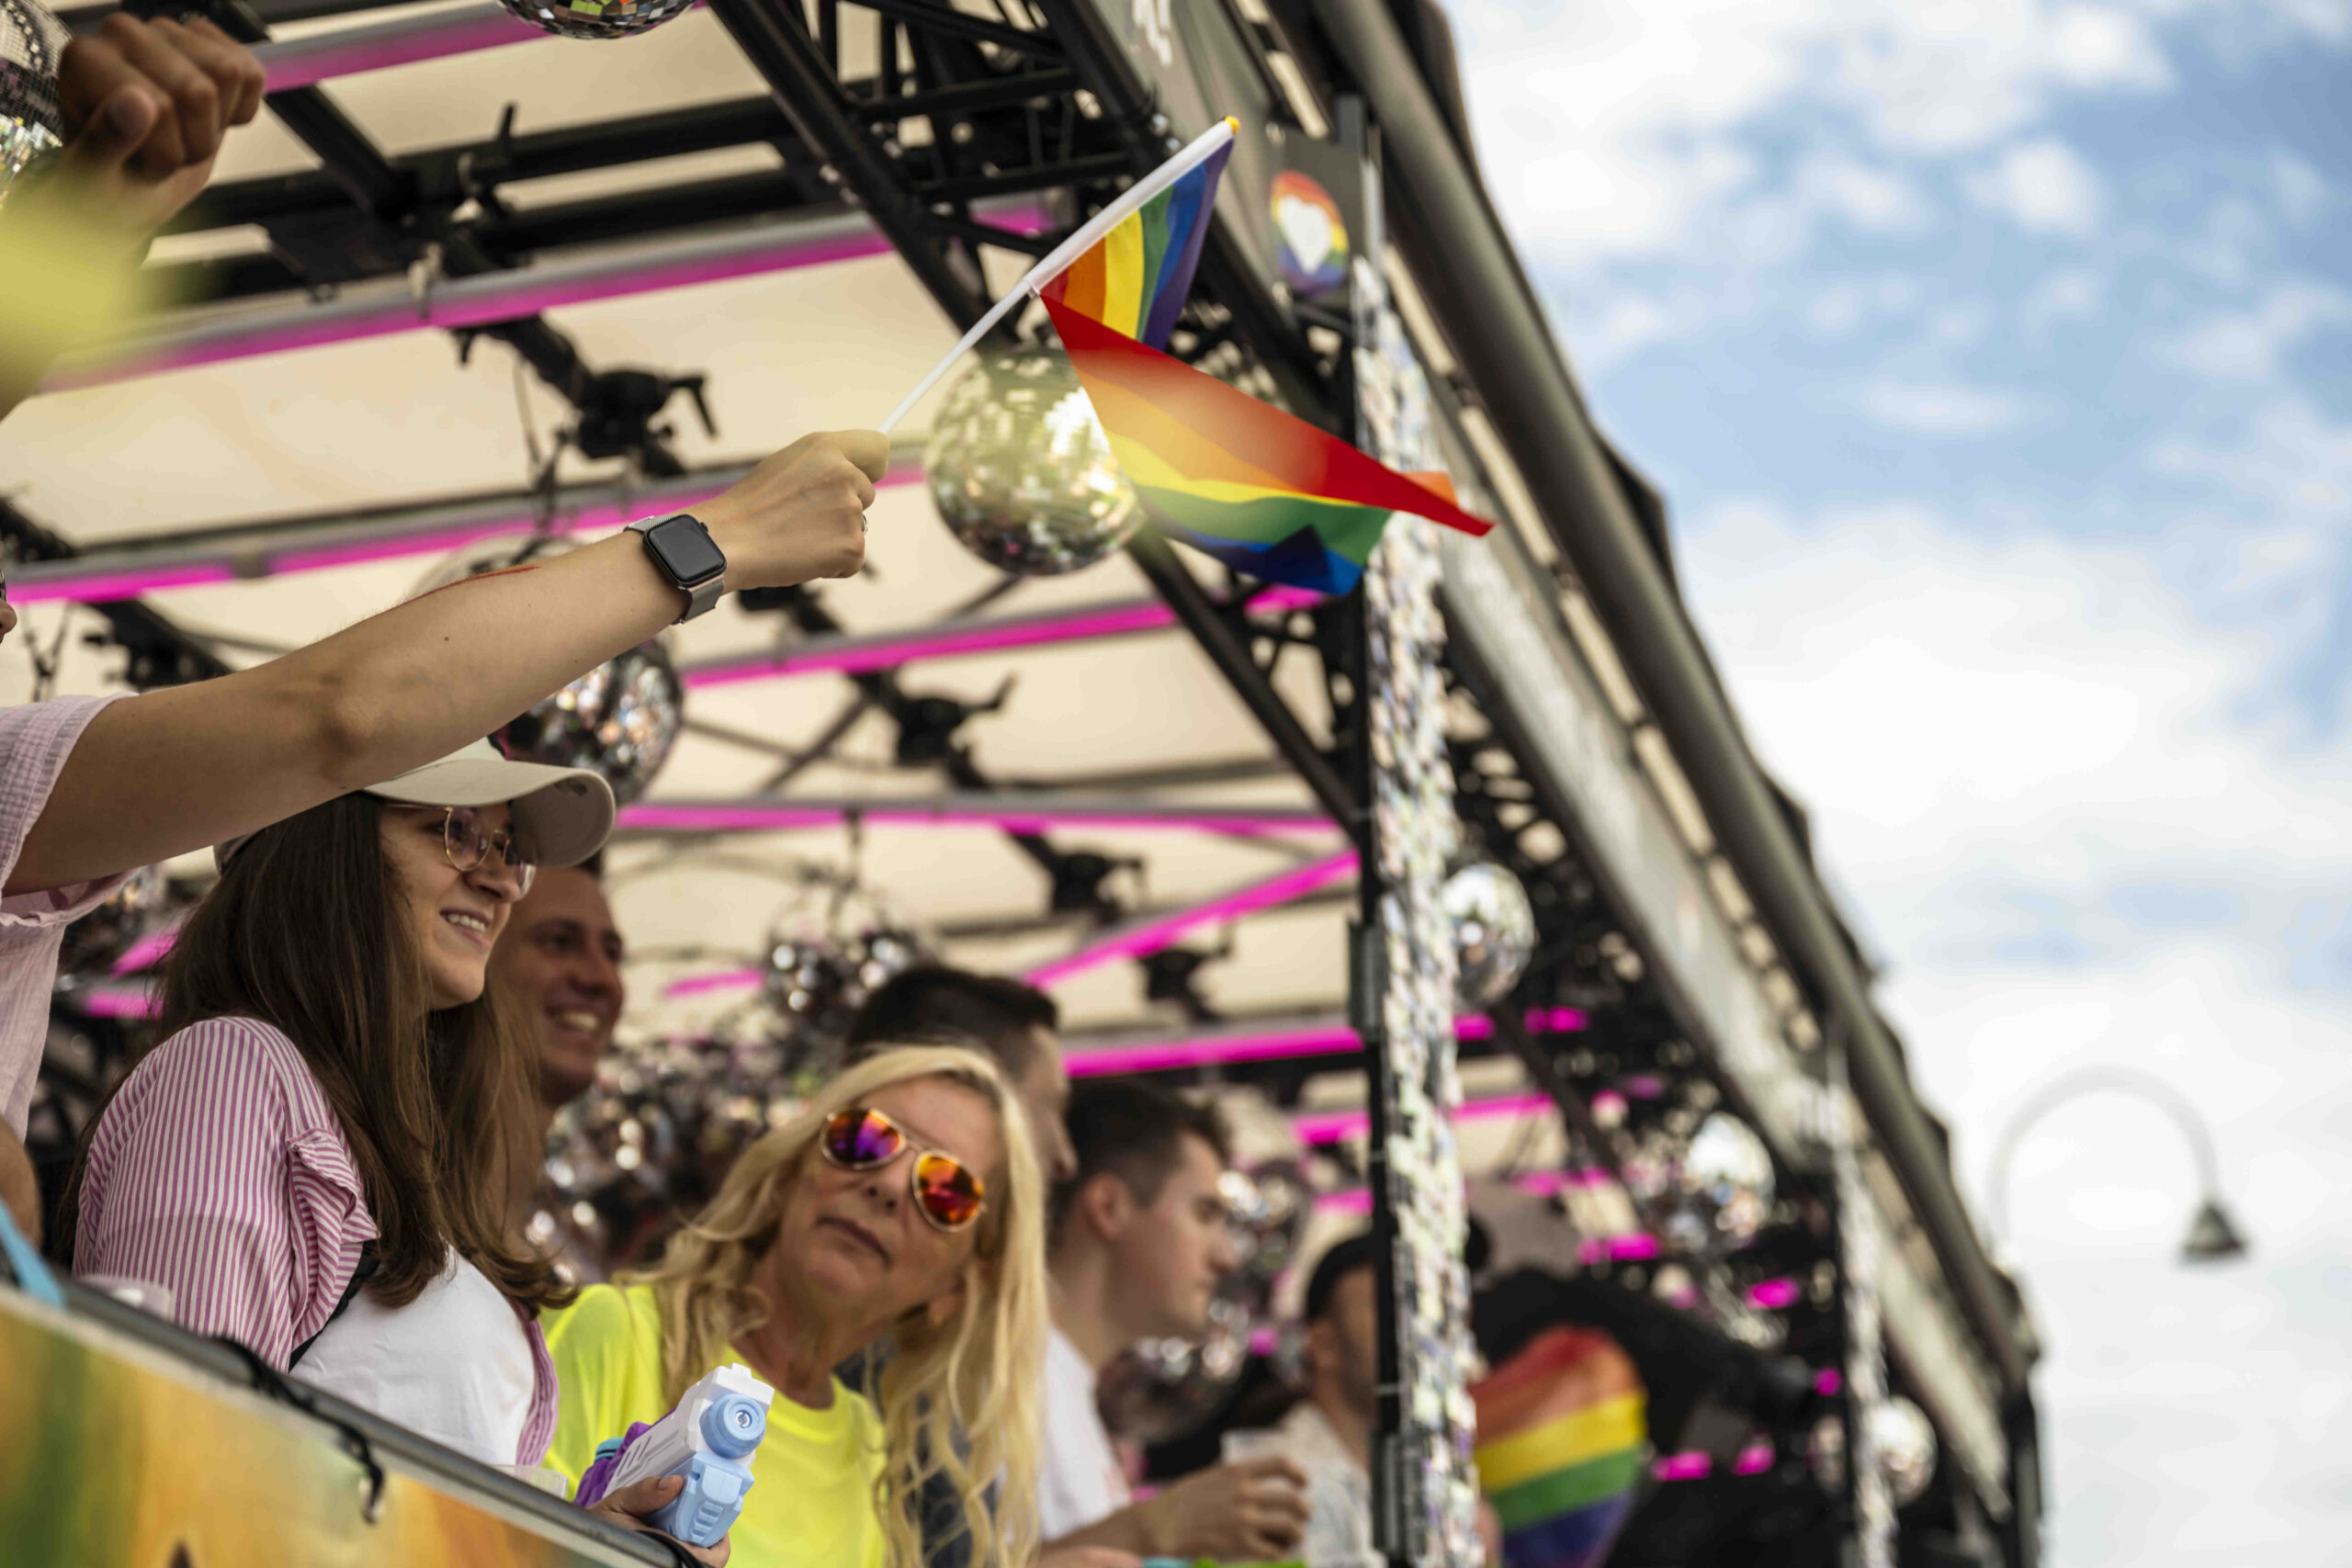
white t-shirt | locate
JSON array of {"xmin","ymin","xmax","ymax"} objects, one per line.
[
  {"xmin": 293, "ymin": 1253, "xmax": 538, "ymax": 1470},
  {"xmin": 1252, "ymin": 1402, "xmax": 1380, "ymax": 1568},
  {"xmin": 1037, "ymin": 1324, "xmax": 1131, "ymax": 1541}
]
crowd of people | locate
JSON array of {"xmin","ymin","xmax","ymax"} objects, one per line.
[{"xmin": 0, "ymin": 12, "xmax": 1387, "ymax": 1567}]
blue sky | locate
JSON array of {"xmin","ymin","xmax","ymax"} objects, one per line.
[{"xmin": 1441, "ymin": 0, "xmax": 2352, "ymax": 1560}]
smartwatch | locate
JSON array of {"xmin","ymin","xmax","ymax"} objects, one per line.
[{"xmin": 628, "ymin": 513, "xmax": 727, "ymax": 623}]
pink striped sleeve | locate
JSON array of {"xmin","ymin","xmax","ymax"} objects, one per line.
[
  {"xmin": 75, "ymin": 1017, "xmax": 375, "ymax": 1368},
  {"xmin": 516, "ymin": 1306, "xmax": 560, "ymax": 1468}
]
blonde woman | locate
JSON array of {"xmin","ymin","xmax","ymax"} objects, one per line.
[{"xmin": 545, "ymin": 1046, "xmax": 1046, "ymax": 1568}]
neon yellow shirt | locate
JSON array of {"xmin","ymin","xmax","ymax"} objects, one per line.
[{"xmin": 544, "ymin": 1283, "xmax": 887, "ymax": 1568}]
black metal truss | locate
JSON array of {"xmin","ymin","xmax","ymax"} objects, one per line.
[
  {"xmin": 0, "ymin": 502, "xmax": 231, "ymax": 689},
  {"xmin": 1441, "ymin": 641, "xmax": 1845, "ymax": 1380}
]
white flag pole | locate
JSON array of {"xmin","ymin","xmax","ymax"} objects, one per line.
[{"xmin": 876, "ymin": 117, "xmax": 1238, "ymax": 436}]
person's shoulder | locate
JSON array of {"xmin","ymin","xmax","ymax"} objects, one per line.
[
  {"xmin": 124, "ymin": 1016, "xmax": 313, "ymax": 1108},
  {"xmin": 546, "ymin": 1280, "xmax": 662, "ymax": 1356}
]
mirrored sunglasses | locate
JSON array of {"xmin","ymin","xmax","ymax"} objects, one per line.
[{"xmin": 819, "ymin": 1106, "xmax": 987, "ymax": 1233}]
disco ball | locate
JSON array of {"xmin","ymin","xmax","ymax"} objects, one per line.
[
  {"xmin": 1684, "ymin": 1111, "xmax": 1776, "ymax": 1252},
  {"xmin": 492, "ymin": 0, "xmax": 695, "ymax": 40},
  {"xmin": 1097, "ymin": 1292, "xmax": 1255, "ymax": 1445},
  {"xmin": 534, "ymin": 1032, "xmax": 806, "ymax": 1276},
  {"xmin": 57, "ymin": 864, "xmax": 175, "ymax": 980},
  {"xmin": 758, "ymin": 904, "xmax": 928, "ymax": 1078},
  {"xmin": 923, "ymin": 345, "xmax": 1141, "ymax": 577},
  {"xmin": 1872, "ymin": 1396, "xmax": 1939, "ymax": 1506},
  {"xmin": 418, "ymin": 539, "xmax": 684, "ymax": 804},
  {"xmin": 1442, "ymin": 860, "xmax": 1537, "ymax": 1010}
]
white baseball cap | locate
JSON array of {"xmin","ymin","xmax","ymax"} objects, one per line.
[{"xmin": 218, "ymin": 739, "xmax": 615, "ymax": 871}]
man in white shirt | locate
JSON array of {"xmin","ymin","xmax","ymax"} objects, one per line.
[
  {"xmin": 1236, "ymin": 1235, "xmax": 1384, "ymax": 1568},
  {"xmin": 1042, "ymin": 1078, "xmax": 1310, "ymax": 1562}
]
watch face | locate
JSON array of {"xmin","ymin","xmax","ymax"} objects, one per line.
[{"xmin": 650, "ymin": 517, "xmax": 726, "ymax": 584}]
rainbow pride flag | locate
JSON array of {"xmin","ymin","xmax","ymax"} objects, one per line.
[
  {"xmin": 1470, "ymin": 1326, "xmax": 1647, "ymax": 1568},
  {"xmin": 1045, "ymin": 294, "xmax": 1493, "ymax": 592},
  {"xmin": 1040, "ymin": 137, "xmax": 1230, "ymax": 353}
]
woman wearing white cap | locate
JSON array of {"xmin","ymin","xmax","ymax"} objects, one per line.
[{"xmin": 58, "ymin": 741, "xmax": 720, "ymax": 1559}]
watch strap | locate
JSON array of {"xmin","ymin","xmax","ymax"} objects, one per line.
[{"xmin": 628, "ymin": 514, "xmax": 726, "ymax": 623}]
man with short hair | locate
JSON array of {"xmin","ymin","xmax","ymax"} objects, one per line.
[
  {"xmin": 1239, "ymin": 1234, "xmax": 1383, "ymax": 1568},
  {"xmin": 844, "ymin": 965, "xmax": 1077, "ymax": 1183},
  {"xmin": 490, "ymin": 853, "xmax": 627, "ymax": 1140},
  {"xmin": 1043, "ymin": 1078, "xmax": 1309, "ymax": 1562}
]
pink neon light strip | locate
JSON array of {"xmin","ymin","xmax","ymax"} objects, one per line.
[
  {"xmin": 1813, "ymin": 1368, "xmax": 1843, "ymax": 1397},
  {"xmin": 618, "ymin": 801, "xmax": 1337, "ymax": 838},
  {"xmin": 1734, "ymin": 1441, "xmax": 1775, "ymax": 1476},
  {"xmin": 1746, "ymin": 1277, "xmax": 1801, "ymax": 1310},
  {"xmin": 257, "ymin": 4, "xmax": 548, "ymax": 92},
  {"xmin": 1577, "ymin": 1233, "xmax": 1661, "ymax": 1264},
  {"xmin": 74, "ymin": 987, "xmax": 158, "ymax": 1020},
  {"xmin": 110, "ymin": 919, "xmax": 183, "ymax": 976},
  {"xmin": 683, "ymin": 584, "xmax": 1323, "ymax": 689},
  {"xmin": 1653, "ymin": 1452, "xmax": 1712, "ymax": 1482},
  {"xmin": 1024, "ymin": 850, "xmax": 1359, "ymax": 989},
  {"xmin": 1062, "ymin": 1008, "xmax": 1587, "ymax": 1077}
]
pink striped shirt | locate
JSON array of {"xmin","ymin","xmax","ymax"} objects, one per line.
[
  {"xmin": 74, "ymin": 1014, "xmax": 560, "ymax": 1467},
  {"xmin": 0, "ymin": 694, "xmax": 134, "ymax": 1134}
]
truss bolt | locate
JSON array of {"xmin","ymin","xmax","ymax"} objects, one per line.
[
  {"xmin": 1149, "ymin": 112, "xmax": 1170, "ymax": 133},
  {"xmin": 819, "ymin": 164, "xmax": 842, "ymax": 185},
  {"xmin": 882, "ymin": 139, "xmax": 904, "ymax": 157},
  {"xmin": 951, "ymin": 120, "xmax": 977, "ymax": 144}
]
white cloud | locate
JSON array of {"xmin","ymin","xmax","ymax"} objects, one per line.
[
  {"xmin": 1854, "ymin": 378, "xmax": 2035, "ymax": 434},
  {"xmin": 2159, "ymin": 281, "xmax": 2352, "ymax": 380},
  {"xmin": 2019, "ymin": 264, "xmax": 2109, "ymax": 340},
  {"xmin": 2268, "ymin": 147, "xmax": 2327, "ymax": 227},
  {"xmin": 1965, "ymin": 137, "xmax": 2109, "ymax": 236},
  {"xmin": 2047, "ymin": 4, "xmax": 2177, "ymax": 86},
  {"xmin": 1793, "ymin": 152, "xmax": 1936, "ymax": 233},
  {"xmin": 2147, "ymin": 395, "xmax": 2352, "ymax": 520},
  {"xmin": 1445, "ymin": 0, "xmax": 2191, "ymax": 270},
  {"xmin": 1679, "ymin": 501, "xmax": 2351, "ymax": 887}
]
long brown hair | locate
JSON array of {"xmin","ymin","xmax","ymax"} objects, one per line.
[{"xmin": 66, "ymin": 793, "xmax": 569, "ymax": 1312}]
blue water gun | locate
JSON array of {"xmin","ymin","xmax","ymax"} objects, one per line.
[{"xmin": 576, "ymin": 1363, "xmax": 773, "ymax": 1548}]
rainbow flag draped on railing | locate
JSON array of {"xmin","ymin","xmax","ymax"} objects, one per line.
[{"xmin": 1470, "ymin": 1326, "xmax": 1647, "ymax": 1568}]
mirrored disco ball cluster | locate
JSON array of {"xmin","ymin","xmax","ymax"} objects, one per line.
[
  {"xmin": 420, "ymin": 539, "xmax": 684, "ymax": 803},
  {"xmin": 0, "ymin": 0, "xmax": 65, "ymax": 198},
  {"xmin": 759, "ymin": 919, "xmax": 926, "ymax": 1079},
  {"xmin": 1442, "ymin": 859, "xmax": 1535, "ymax": 1010},
  {"xmin": 493, "ymin": 0, "xmax": 695, "ymax": 40},
  {"xmin": 55, "ymin": 863, "xmax": 178, "ymax": 981},
  {"xmin": 924, "ymin": 346, "xmax": 1141, "ymax": 577},
  {"xmin": 531, "ymin": 1033, "xmax": 806, "ymax": 1276}
]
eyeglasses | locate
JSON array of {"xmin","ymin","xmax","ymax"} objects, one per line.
[
  {"xmin": 393, "ymin": 805, "xmax": 536, "ymax": 896},
  {"xmin": 818, "ymin": 1107, "xmax": 988, "ymax": 1233}
]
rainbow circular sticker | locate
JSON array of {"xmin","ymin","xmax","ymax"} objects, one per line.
[{"xmin": 1272, "ymin": 170, "xmax": 1350, "ymax": 298}]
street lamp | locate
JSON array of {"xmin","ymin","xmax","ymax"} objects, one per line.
[{"xmin": 1988, "ymin": 1066, "xmax": 2249, "ymax": 1264}]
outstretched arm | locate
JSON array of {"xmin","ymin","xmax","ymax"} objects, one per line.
[{"xmin": 10, "ymin": 432, "xmax": 886, "ymax": 894}]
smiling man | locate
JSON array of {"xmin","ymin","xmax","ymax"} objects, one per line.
[{"xmin": 491, "ymin": 854, "xmax": 626, "ymax": 1140}]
